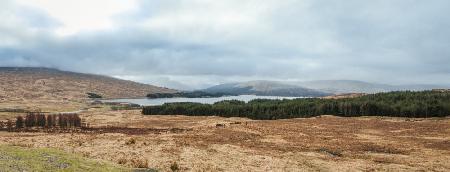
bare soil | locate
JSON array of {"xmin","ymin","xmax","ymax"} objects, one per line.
[{"xmin": 1, "ymin": 109, "xmax": 449, "ymax": 171}]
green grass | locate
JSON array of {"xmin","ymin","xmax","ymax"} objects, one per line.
[{"xmin": 0, "ymin": 145, "xmax": 128, "ymax": 172}]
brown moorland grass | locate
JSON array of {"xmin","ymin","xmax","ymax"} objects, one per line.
[
  {"xmin": 0, "ymin": 67, "xmax": 176, "ymax": 112},
  {"xmin": 0, "ymin": 109, "xmax": 449, "ymax": 171}
]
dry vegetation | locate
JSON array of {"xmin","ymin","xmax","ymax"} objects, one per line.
[
  {"xmin": 1, "ymin": 108, "xmax": 449, "ymax": 171},
  {"xmin": 0, "ymin": 67, "xmax": 176, "ymax": 112},
  {"xmin": 1, "ymin": 67, "xmax": 449, "ymax": 171}
]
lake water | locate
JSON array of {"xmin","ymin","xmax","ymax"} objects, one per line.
[{"xmin": 102, "ymin": 95, "xmax": 304, "ymax": 106}]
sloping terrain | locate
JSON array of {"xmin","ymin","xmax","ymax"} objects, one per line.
[
  {"xmin": 203, "ymin": 80, "xmax": 448, "ymax": 96},
  {"xmin": 296, "ymin": 80, "xmax": 395, "ymax": 94},
  {"xmin": 0, "ymin": 67, "xmax": 176, "ymax": 101},
  {"xmin": 206, "ymin": 80, "xmax": 449, "ymax": 95},
  {"xmin": 203, "ymin": 80, "xmax": 330, "ymax": 97},
  {"xmin": 296, "ymin": 80, "xmax": 447, "ymax": 94}
]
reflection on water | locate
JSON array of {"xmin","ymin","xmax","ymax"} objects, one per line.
[{"xmin": 102, "ymin": 95, "xmax": 304, "ymax": 106}]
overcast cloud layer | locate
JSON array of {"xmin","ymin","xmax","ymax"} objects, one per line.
[{"xmin": 1, "ymin": 0, "xmax": 449, "ymax": 90}]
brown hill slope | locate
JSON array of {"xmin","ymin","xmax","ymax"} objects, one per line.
[{"xmin": 0, "ymin": 67, "xmax": 176, "ymax": 108}]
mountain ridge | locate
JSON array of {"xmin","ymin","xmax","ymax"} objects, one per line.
[
  {"xmin": 295, "ymin": 80, "xmax": 448, "ymax": 94},
  {"xmin": 202, "ymin": 80, "xmax": 330, "ymax": 97},
  {"xmin": 202, "ymin": 80, "xmax": 449, "ymax": 96}
]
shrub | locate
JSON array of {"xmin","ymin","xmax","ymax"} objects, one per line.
[
  {"xmin": 318, "ymin": 148, "xmax": 343, "ymax": 157},
  {"xmin": 117, "ymin": 157, "xmax": 149, "ymax": 168},
  {"xmin": 125, "ymin": 138, "xmax": 136, "ymax": 145},
  {"xmin": 130, "ymin": 158, "xmax": 148, "ymax": 168},
  {"xmin": 170, "ymin": 162, "xmax": 180, "ymax": 172},
  {"xmin": 87, "ymin": 92, "xmax": 102, "ymax": 98},
  {"xmin": 117, "ymin": 157, "xmax": 127, "ymax": 165}
]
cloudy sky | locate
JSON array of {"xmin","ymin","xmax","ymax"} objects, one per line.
[{"xmin": 1, "ymin": 0, "xmax": 449, "ymax": 90}]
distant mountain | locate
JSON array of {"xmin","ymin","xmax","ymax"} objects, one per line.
[
  {"xmin": 295, "ymin": 80, "xmax": 394, "ymax": 94},
  {"xmin": 295, "ymin": 80, "xmax": 448, "ymax": 94},
  {"xmin": 203, "ymin": 80, "xmax": 330, "ymax": 97},
  {"xmin": 0, "ymin": 67, "xmax": 177, "ymax": 101},
  {"xmin": 203, "ymin": 80, "xmax": 449, "ymax": 97}
]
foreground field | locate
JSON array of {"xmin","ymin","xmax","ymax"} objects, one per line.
[
  {"xmin": 0, "ymin": 145, "xmax": 126, "ymax": 171},
  {"xmin": 1, "ymin": 109, "xmax": 449, "ymax": 171}
]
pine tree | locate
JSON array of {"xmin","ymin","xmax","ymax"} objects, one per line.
[{"xmin": 15, "ymin": 116, "xmax": 24, "ymax": 129}]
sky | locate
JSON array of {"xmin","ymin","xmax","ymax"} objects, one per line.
[{"xmin": 0, "ymin": 0, "xmax": 449, "ymax": 90}]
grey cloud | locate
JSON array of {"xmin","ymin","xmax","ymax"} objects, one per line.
[{"xmin": 0, "ymin": 0, "xmax": 449, "ymax": 90}]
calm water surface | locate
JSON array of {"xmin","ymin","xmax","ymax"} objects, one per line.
[{"xmin": 103, "ymin": 95, "xmax": 304, "ymax": 106}]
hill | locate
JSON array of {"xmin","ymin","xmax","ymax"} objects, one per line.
[
  {"xmin": 295, "ymin": 80, "xmax": 447, "ymax": 94},
  {"xmin": 0, "ymin": 67, "xmax": 176, "ymax": 102},
  {"xmin": 203, "ymin": 80, "xmax": 330, "ymax": 97},
  {"xmin": 295, "ymin": 80, "xmax": 395, "ymax": 94},
  {"xmin": 202, "ymin": 80, "xmax": 448, "ymax": 97}
]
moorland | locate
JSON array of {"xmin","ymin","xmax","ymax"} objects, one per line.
[{"xmin": 0, "ymin": 67, "xmax": 449, "ymax": 171}]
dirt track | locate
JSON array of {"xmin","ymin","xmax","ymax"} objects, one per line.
[{"xmin": 0, "ymin": 110, "xmax": 449, "ymax": 171}]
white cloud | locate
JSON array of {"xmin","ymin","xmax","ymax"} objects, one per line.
[{"xmin": 17, "ymin": 0, "xmax": 137, "ymax": 36}]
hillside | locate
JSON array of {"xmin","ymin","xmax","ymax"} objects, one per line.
[
  {"xmin": 203, "ymin": 80, "xmax": 330, "ymax": 97},
  {"xmin": 202, "ymin": 80, "xmax": 448, "ymax": 96},
  {"xmin": 0, "ymin": 67, "xmax": 176, "ymax": 102},
  {"xmin": 295, "ymin": 80, "xmax": 447, "ymax": 94},
  {"xmin": 296, "ymin": 80, "xmax": 395, "ymax": 94}
]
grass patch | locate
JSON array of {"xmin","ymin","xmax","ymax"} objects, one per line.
[{"xmin": 0, "ymin": 145, "xmax": 128, "ymax": 172}]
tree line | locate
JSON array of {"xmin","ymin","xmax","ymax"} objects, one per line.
[
  {"xmin": 147, "ymin": 91, "xmax": 235, "ymax": 99},
  {"xmin": 14, "ymin": 113, "xmax": 82, "ymax": 129},
  {"xmin": 142, "ymin": 91, "xmax": 450, "ymax": 119},
  {"xmin": 87, "ymin": 92, "xmax": 102, "ymax": 99}
]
